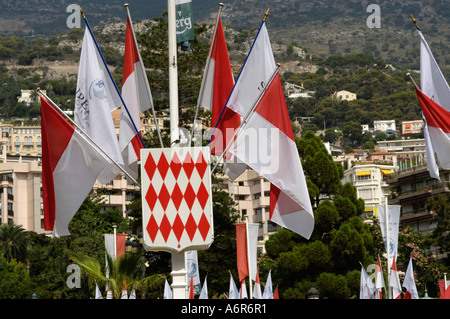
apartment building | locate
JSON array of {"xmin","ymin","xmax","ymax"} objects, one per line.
[
  {"xmin": 217, "ymin": 169, "xmax": 281, "ymax": 253},
  {"xmin": 342, "ymin": 161, "xmax": 395, "ymax": 216},
  {"xmin": 0, "ymin": 123, "xmax": 42, "ymax": 157},
  {"xmin": 373, "ymin": 120, "xmax": 396, "ymax": 134}
]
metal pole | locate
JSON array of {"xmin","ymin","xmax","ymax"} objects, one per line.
[
  {"xmin": 385, "ymin": 197, "xmax": 391, "ymax": 299},
  {"xmin": 168, "ymin": 0, "xmax": 186, "ymax": 299},
  {"xmin": 245, "ymin": 218, "xmax": 253, "ymax": 299}
]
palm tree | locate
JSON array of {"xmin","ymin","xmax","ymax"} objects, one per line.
[
  {"xmin": 71, "ymin": 250, "xmax": 164, "ymax": 299},
  {"xmin": 0, "ymin": 222, "xmax": 31, "ymax": 263}
]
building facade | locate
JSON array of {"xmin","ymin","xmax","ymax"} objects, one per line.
[{"xmin": 342, "ymin": 161, "xmax": 395, "ymax": 216}]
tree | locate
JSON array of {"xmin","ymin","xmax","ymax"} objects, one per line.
[
  {"xmin": 0, "ymin": 222, "xmax": 32, "ymax": 264},
  {"xmin": 264, "ymin": 133, "xmax": 376, "ymax": 298},
  {"xmin": 0, "ymin": 254, "xmax": 35, "ymax": 299},
  {"xmin": 71, "ymin": 251, "xmax": 164, "ymax": 299}
]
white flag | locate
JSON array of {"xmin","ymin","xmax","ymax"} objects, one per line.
[
  {"xmin": 418, "ymin": 29, "xmax": 450, "ymax": 180},
  {"xmin": 75, "ymin": 27, "xmax": 124, "ymax": 184},
  {"xmin": 95, "ymin": 283, "xmax": 103, "ymax": 299},
  {"xmin": 228, "ymin": 274, "xmax": 240, "ymax": 299},
  {"xmin": 163, "ymin": 279, "xmax": 173, "ymax": 299},
  {"xmin": 199, "ymin": 276, "xmax": 208, "ymax": 299},
  {"xmin": 359, "ymin": 265, "xmax": 375, "ymax": 299},
  {"xmin": 187, "ymin": 250, "xmax": 201, "ymax": 295},
  {"xmin": 262, "ymin": 270, "xmax": 273, "ymax": 299},
  {"xmin": 376, "ymin": 204, "xmax": 400, "ymax": 269},
  {"xmin": 403, "ymin": 258, "xmax": 419, "ymax": 299}
]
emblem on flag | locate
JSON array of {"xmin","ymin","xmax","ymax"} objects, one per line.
[{"xmin": 141, "ymin": 147, "xmax": 214, "ymax": 252}]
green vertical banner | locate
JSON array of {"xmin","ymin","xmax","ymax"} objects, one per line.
[{"xmin": 175, "ymin": 0, "xmax": 194, "ymax": 51}]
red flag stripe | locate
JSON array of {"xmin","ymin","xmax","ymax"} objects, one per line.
[
  {"xmin": 254, "ymin": 73, "xmax": 295, "ymax": 141},
  {"xmin": 415, "ymin": 87, "xmax": 450, "ymax": 133},
  {"xmin": 122, "ymin": 17, "xmax": 140, "ymax": 85},
  {"xmin": 235, "ymin": 223, "xmax": 249, "ymax": 282},
  {"xmin": 41, "ymin": 97, "xmax": 75, "ymax": 231}
]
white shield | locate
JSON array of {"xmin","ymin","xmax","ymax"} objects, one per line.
[{"xmin": 141, "ymin": 147, "xmax": 213, "ymax": 252}]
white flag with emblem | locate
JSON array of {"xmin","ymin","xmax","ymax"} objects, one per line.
[{"xmin": 75, "ymin": 27, "xmax": 123, "ymax": 184}]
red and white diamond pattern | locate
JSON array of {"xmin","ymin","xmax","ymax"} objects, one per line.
[{"xmin": 141, "ymin": 147, "xmax": 213, "ymax": 252}]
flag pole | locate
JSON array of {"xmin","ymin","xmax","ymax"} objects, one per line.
[
  {"xmin": 124, "ymin": 3, "xmax": 164, "ymax": 148},
  {"xmin": 406, "ymin": 73, "xmax": 420, "ymax": 90},
  {"xmin": 190, "ymin": 3, "xmax": 225, "ymax": 146},
  {"xmin": 79, "ymin": 6, "xmax": 147, "ymax": 149},
  {"xmin": 37, "ymin": 88, "xmax": 141, "ymax": 187},
  {"xmin": 168, "ymin": 0, "xmax": 186, "ymax": 299},
  {"xmin": 385, "ymin": 197, "xmax": 391, "ymax": 299},
  {"xmin": 245, "ymin": 217, "xmax": 253, "ymax": 299},
  {"xmin": 207, "ymin": 8, "xmax": 271, "ymax": 146},
  {"xmin": 210, "ymin": 64, "xmax": 280, "ymax": 175}
]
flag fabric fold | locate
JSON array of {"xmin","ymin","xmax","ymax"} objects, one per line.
[
  {"xmin": 417, "ymin": 29, "xmax": 450, "ymax": 180},
  {"xmin": 41, "ymin": 97, "xmax": 111, "ymax": 237},
  {"xmin": 74, "ymin": 27, "xmax": 124, "ymax": 185},
  {"xmin": 403, "ymin": 258, "xmax": 419, "ymax": 299},
  {"xmin": 120, "ymin": 13, "xmax": 151, "ymax": 180}
]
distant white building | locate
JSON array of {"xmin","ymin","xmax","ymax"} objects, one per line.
[
  {"xmin": 17, "ymin": 89, "xmax": 46, "ymax": 106},
  {"xmin": 342, "ymin": 161, "xmax": 396, "ymax": 216},
  {"xmin": 374, "ymin": 120, "xmax": 396, "ymax": 134},
  {"xmin": 332, "ymin": 90, "xmax": 357, "ymax": 101}
]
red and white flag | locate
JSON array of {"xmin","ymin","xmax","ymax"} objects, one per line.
[
  {"xmin": 197, "ymin": 11, "xmax": 244, "ymax": 179},
  {"xmin": 403, "ymin": 258, "xmax": 419, "ymax": 299},
  {"xmin": 227, "ymin": 22, "xmax": 314, "ymax": 239},
  {"xmin": 375, "ymin": 256, "xmax": 385, "ymax": 299},
  {"xmin": 229, "ymin": 72, "xmax": 314, "ymax": 239},
  {"xmin": 120, "ymin": 13, "xmax": 152, "ymax": 180},
  {"xmin": 236, "ymin": 223, "xmax": 259, "ymax": 283},
  {"xmin": 41, "ymin": 97, "xmax": 111, "ymax": 237},
  {"xmin": 389, "ymin": 255, "xmax": 402, "ymax": 299},
  {"xmin": 74, "ymin": 27, "xmax": 124, "ymax": 184},
  {"xmin": 414, "ymin": 86, "xmax": 450, "ymax": 170},
  {"xmin": 104, "ymin": 233, "xmax": 127, "ymax": 259},
  {"xmin": 253, "ymin": 270, "xmax": 262, "ymax": 299},
  {"xmin": 418, "ymin": 29, "xmax": 450, "ymax": 180}
]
